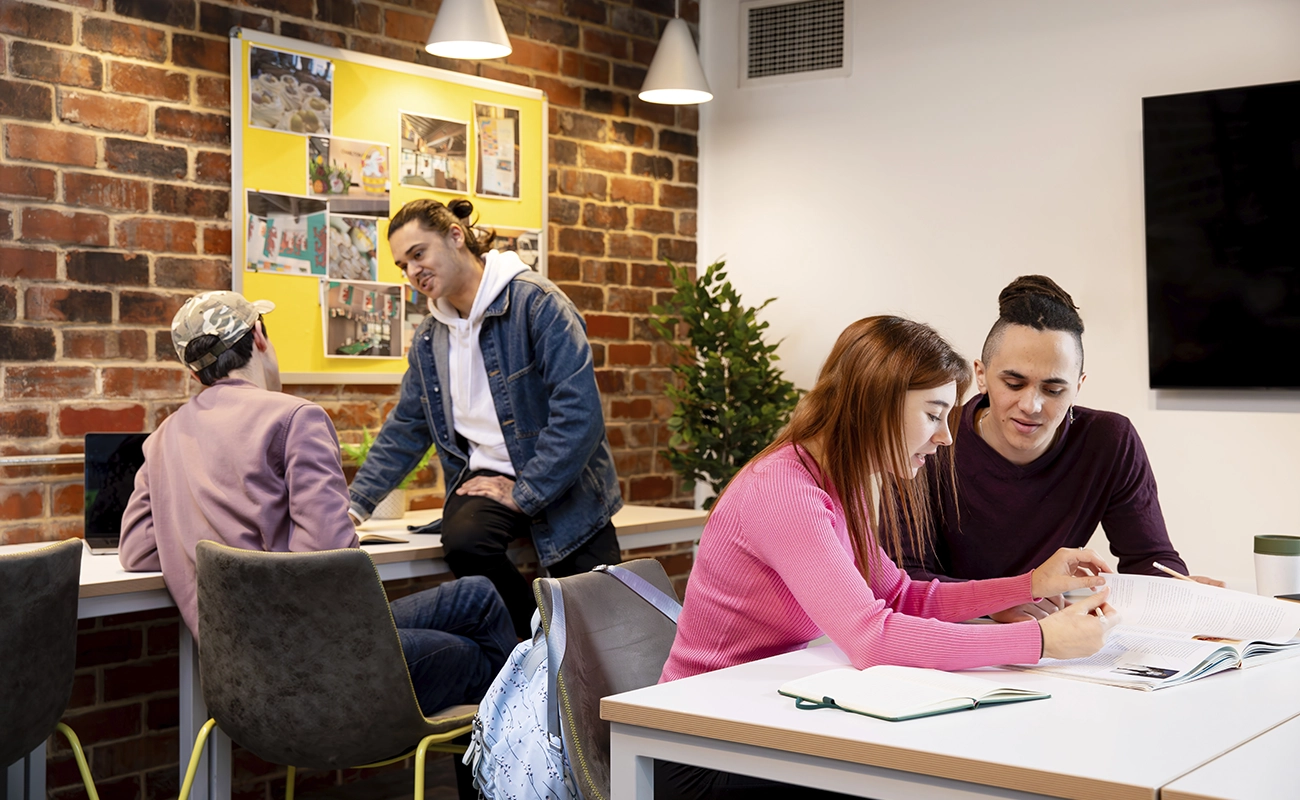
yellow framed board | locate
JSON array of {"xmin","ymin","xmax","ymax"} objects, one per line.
[{"xmin": 230, "ymin": 29, "xmax": 547, "ymax": 383}]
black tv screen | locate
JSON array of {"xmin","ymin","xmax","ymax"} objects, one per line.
[{"xmin": 1143, "ymin": 79, "xmax": 1300, "ymax": 389}]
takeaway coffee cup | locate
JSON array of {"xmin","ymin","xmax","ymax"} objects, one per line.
[{"xmin": 1254, "ymin": 534, "xmax": 1300, "ymax": 597}]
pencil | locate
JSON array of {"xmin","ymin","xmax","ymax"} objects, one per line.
[{"xmin": 1153, "ymin": 561, "xmax": 1197, "ymax": 583}]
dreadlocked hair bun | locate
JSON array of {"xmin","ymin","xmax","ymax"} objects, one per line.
[{"xmin": 996, "ymin": 275, "xmax": 1083, "ymax": 335}]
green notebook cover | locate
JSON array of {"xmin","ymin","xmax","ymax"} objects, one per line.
[{"xmin": 778, "ymin": 665, "xmax": 1050, "ymax": 722}]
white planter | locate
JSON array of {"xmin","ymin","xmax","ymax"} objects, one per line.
[{"xmin": 371, "ymin": 488, "xmax": 407, "ymax": 520}]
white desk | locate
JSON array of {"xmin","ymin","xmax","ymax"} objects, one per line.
[
  {"xmin": 602, "ymin": 644, "xmax": 1300, "ymax": 800},
  {"xmin": 1161, "ymin": 714, "xmax": 1300, "ymax": 800},
  {"xmin": 4, "ymin": 504, "xmax": 706, "ymax": 800}
]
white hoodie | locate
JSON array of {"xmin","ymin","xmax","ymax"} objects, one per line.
[{"xmin": 426, "ymin": 249, "xmax": 529, "ymax": 476}]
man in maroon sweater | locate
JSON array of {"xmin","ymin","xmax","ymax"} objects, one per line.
[{"xmin": 901, "ymin": 276, "xmax": 1221, "ymax": 622}]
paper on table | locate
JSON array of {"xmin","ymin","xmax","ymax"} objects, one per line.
[{"xmin": 1102, "ymin": 574, "xmax": 1300, "ymax": 641}]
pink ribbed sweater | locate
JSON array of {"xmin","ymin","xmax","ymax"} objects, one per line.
[{"xmin": 660, "ymin": 445, "xmax": 1044, "ymax": 682}]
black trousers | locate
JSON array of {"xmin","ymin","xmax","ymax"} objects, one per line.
[
  {"xmin": 440, "ymin": 469, "xmax": 622, "ymax": 639},
  {"xmin": 655, "ymin": 762, "xmax": 865, "ymax": 800}
]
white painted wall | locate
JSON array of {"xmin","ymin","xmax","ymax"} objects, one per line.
[{"xmin": 697, "ymin": 0, "xmax": 1300, "ymax": 584}]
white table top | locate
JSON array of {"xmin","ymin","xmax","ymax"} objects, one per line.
[
  {"xmin": 0, "ymin": 504, "xmax": 708, "ymax": 605},
  {"xmin": 1161, "ymin": 713, "xmax": 1300, "ymax": 800},
  {"xmin": 602, "ymin": 644, "xmax": 1300, "ymax": 800}
]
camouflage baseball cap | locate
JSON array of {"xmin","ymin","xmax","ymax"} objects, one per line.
[{"xmin": 171, "ymin": 290, "xmax": 275, "ymax": 371}]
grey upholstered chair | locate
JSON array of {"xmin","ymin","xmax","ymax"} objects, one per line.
[
  {"xmin": 0, "ymin": 539, "xmax": 100, "ymax": 799},
  {"xmin": 177, "ymin": 541, "xmax": 475, "ymax": 800},
  {"xmin": 536, "ymin": 558, "xmax": 681, "ymax": 800}
]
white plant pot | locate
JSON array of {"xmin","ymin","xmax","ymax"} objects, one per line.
[{"xmin": 371, "ymin": 488, "xmax": 407, "ymax": 520}]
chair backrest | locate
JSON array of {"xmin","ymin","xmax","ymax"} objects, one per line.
[
  {"xmin": 194, "ymin": 541, "xmax": 433, "ymax": 769},
  {"xmin": 537, "ymin": 558, "xmax": 680, "ymax": 800},
  {"xmin": 0, "ymin": 539, "xmax": 83, "ymax": 766}
]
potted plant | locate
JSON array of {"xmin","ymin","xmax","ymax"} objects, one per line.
[
  {"xmin": 340, "ymin": 429, "xmax": 434, "ymax": 520},
  {"xmin": 650, "ymin": 260, "xmax": 800, "ymax": 508}
]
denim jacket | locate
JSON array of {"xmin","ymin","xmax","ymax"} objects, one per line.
[{"xmin": 349, "ymin": 271, "xmax": 623, "ymax": 566}]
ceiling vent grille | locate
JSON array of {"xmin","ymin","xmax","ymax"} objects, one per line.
[{"xmin": 741, "ymin": 0, "xmax": 850, "ymax": 86}]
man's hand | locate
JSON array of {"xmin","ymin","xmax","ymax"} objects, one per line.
[
  {"xmin": 1031, "ymin": 547, "xmax": 1111, "ymax": 599},
  {"xmin": 456, "ymin": 475, "xmax": 521, "ymax": 513},
  {"xmin": 990, "ymin": 596, "xmax": 1067, "ymax": 623},
  {"xmin": 1190, "ymin": 575, "xmax": 1226, "ymax": 587}
]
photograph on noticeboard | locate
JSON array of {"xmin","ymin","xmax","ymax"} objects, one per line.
[
  {"xmin": 402, "ymin": 285, "xmax": 429, "ymax": 357},
  {"xmin": 249, "ymin": 46, "xmax": 333, "ymax": 135},
  {"xmin": 485, "ymin": 226, "xmax": 541, "ymax": 270},
  {"xmin": 245, "ymin": 191, "xmax": 328, "ymax": 277},
  {"xmin": 321, "ymin": 279, "xmax": 404, "ymax": 359},
  {"xmin": 474, "ymin": 103, "xmax": 521, "ymax": 199},
  {"xmin": 307, "ymin": 136, "xmax": 391, "ymax": 200},
  {"xmin": 399, "ymin": 112, "xmax": 469, "ymax": 193},
  {"xmin": 327, "ymin": 215, "xmax": 379, "ymax": 282}
]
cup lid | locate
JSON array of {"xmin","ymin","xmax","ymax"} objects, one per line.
[{"xmin": 1255, "ymin": 534, "xmax": 1300, "ymax": 556}]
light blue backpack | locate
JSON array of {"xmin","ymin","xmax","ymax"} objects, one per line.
[{"xmin": 464, "ymin": 563, "xmax": 682, "ymax": 800}]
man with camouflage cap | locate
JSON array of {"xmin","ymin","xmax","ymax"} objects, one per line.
[{"xmin": 120, "ymin": 290, "xmax": 514, "ymax": 724}]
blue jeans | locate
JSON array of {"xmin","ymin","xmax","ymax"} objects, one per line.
[{"xmin": 390, "ymin": 575, "xmax": 515, "ymax": 716}]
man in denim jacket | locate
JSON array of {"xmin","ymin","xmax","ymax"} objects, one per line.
[{"xmin": 349, "ymin": 199, "xmax": 623, "ymax": 637}]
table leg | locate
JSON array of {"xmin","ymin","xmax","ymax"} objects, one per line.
[
  {"xmin": 609, "ymin": 723, "xmax": 656, "ymax": 800},
  {"xmin": 4, "ymin": 743, "xmax": 44, "ymax": 800},
  {"xmin": 179, "ymin": 625, "xmax": 231, "ymax": 800}
]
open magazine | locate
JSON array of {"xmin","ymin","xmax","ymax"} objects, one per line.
[{"xmin": 1009, "ymin": 574, "xmax": 1300, "ymax": 691}]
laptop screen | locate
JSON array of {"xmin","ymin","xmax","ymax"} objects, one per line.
[{"xmin": 84, "ymin": 432, "xmax": 149, "ymax": 549}]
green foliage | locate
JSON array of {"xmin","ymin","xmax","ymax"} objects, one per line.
[
  {"xmin": 340, "ymin": 429, "xmax": 434, "ymax": 490},
  {"xmin": 650, "ymin": 260, "xmax": 800, "ymax": 508}
]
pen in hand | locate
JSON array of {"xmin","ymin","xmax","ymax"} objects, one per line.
[{"xmin": 1153, "ymin": 561, "xmax": 1198, "ymax": 583}]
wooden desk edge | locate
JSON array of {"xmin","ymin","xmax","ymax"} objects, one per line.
[
  {"xmin": 363, "ymin": 544, "xmax": 445, "ymax": 564},
  {"xmin": 600, "ymin": 699, "xmax": 1156, "ymax": 800},
  {"xmin": 1160, "ymin": 790, "xmax": 1231, "ymax": 800},
  {"xmin": 614, "ymin": 510, "xmax": 708, "ymax": 536},
  {"xmin": 80, "ymin": 575, "xmax": 167, "ymax": 597}
]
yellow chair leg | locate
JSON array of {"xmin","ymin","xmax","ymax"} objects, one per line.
[
  {"xmin": 414, "ymin": 736, "xmax": 434, "ymax": 800},
  {"xmin": 53, "ymin": 723, "xmax": 100, "ymax": 800},
  {"xmin": 285, "ymin": 765, "xmax": 296, "ymax": 800},
  {"xmin": 177, "ymin": 719, "xmax": 219, "ymax": 800}
]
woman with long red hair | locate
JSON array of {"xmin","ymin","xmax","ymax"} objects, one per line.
[{"xmin": 656, "ymin": 316, "xmax": 1115, "ymax": 799}]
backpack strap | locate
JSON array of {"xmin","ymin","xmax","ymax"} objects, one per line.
[
  {"xmin": 541, "ymin": 577, "xmax": 567, "ymax": 741},
  {"xmin": 593, "ymin": 564, "xmax": 682, "ymax": 623}
]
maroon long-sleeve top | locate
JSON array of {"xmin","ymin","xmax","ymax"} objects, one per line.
[{"xmin": 901, "ymin": 395, "xmax": 1189, "ymax": 582}]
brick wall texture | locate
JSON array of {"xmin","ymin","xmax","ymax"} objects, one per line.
[{"xmin": 0, "ymin": 0, "xmax": 700, "ymax": 796}]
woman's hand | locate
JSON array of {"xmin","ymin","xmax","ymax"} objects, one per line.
[
  {"xmin": 1038, "ymin": 587, "xmax": 1115, "ymax": 660},
  {"xmin": 1031, "ymin": 547, "xmax": 1111, "ymax": 599},
  {"xmin": 456, "ymin": 475, "xmax": 522, "ymax": 512}
]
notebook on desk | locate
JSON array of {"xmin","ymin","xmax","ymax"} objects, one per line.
[{"xmin": 84, "ymin": 432, "xmax": 148, "ymax": 555}]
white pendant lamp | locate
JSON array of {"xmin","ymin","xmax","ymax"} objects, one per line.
[
  {"xmin": 639, "ymin": 13, "xmax": 712, "ymax": 105},
  {"xmin": 425, "ymin": 0, "xmax": 512, "ymax": 60}
]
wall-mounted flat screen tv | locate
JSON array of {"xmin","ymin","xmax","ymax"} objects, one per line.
[{"xmin": 1144, "ymin": 79, "xmax": 1300, "ymax": 389}]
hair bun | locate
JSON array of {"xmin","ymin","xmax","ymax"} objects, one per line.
[
  {"xmin": 997, "ymin": 274, "xmax": 1078, "ymax": 316},
  {"xmin": 448, "ymin": 198, "xmax": 474, "ymax": 221}
]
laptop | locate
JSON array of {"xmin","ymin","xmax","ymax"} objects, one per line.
[{"xmin": 84, "ymin": 432, "xmax": 149, "ymax": 555}]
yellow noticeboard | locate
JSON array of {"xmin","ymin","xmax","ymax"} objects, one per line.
[{"xmin": 230, "ymin": 29, "xmax": 546, "ymax": 383}]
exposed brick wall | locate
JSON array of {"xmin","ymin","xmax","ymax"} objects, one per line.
[{"xmin": 0, "ymin": 0, "xmax": 699, "ymax": 796}]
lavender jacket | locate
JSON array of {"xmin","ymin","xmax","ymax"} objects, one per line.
[{"xmin": 119, "ymin": 378, "xmax": 358, "ymax": 639}]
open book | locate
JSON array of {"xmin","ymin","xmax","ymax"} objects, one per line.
[
  {"xmin": 1012, "ymin": 574, "xmax": 1300, "ymax": 691},
  {"xmin": 358, "ymin": 532, "xmax": 408, "ymax": 544},
  {"xmin": 778, "ymin": 665, "xmax": 1049, "ymax": 722}
]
